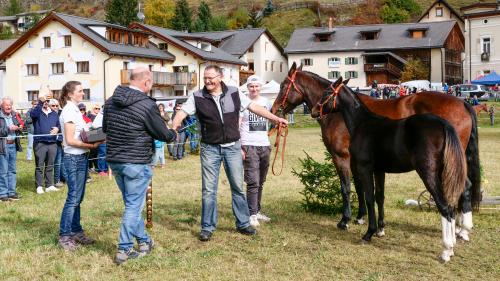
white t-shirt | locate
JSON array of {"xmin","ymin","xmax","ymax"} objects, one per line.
[
  {"xmin": 60, "ymin": 101, "xmax": 89, "ymax": 155},
  {"xmin": 240, "ymin": 96, "xmax": 271, "ymax": 146}
]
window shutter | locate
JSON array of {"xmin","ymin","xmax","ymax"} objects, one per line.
[
  {"xmin": 354, "ymin": 58, "xmax": 358, "ymax": 64},
  {"xmin": 328, "ymin": 72, "xmax": 332, "ymax": 79},
  {"xmin": 345, "ymin": 71, "xmax": 349, "ymax": 79},
  {"xmin": 354, "ymin": 71, "xmax": 358, "ymax": 78},
  {"xmin": 310, "ymin": 59, "xmax": 313, "ymax": 66},
  {"xmin": 345, "ymin": 58, "xmax": 349, "ymax": 65}
]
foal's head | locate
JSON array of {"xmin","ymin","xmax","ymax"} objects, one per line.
[{"xmin": 311, "ymin": 77, "xmax": 352, "ymax": 118}]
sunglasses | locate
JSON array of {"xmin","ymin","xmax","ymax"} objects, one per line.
[{"xmin": 50, "ymin": 105, "xmax": 58, "ymax": 107}]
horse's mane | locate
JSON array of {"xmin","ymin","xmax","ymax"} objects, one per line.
[{"xmin": 301, "ymin": 71, "xmax": 332, "ymax": 88}]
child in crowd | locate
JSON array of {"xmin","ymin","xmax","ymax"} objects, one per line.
[{"xmin": 152, "ymin": 139, "xmax": 166, "ymax": 168}]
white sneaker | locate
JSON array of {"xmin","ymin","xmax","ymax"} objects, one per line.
[
  {"xmin": 36, "ymin": 186, "xmax": 44, "ymax": 194},
  {"xmin": 249, "ymin": 215, "xmax": 260, "ymax": 227},
  {"xmin": 45, "ymin": 186, "xmax": 59, "ymax": 192},
  {"xmin": 256, "ymin": 212, "xmax": 271, "ymax": 222}
]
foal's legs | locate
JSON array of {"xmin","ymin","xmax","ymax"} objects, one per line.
[
  {"xmin": 352, "ymin": 164, "xmax": 377, "ymax": 241},
  {"xmin": 333, "ymin": 158, "xmax": 352, "ymax": 230},
  {"xmin": 374, "ymin": 171, "xmax": 386, "ymax": 237},
  {"xmin": 457, "ymin": 179, "xmax": 473, "ymax": 241}
]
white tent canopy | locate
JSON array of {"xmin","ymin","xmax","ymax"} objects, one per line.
[{"xmin": 239, "ymin": 80, "xmax": 281, "ymax": 99}]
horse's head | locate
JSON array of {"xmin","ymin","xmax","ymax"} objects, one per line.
[
  {"xmin": 271, "ymin": 62, "xmax": 305, "ymax": 117},
  {"xmin": 311, "ymin": 77, "xmax": 350, "ymax": 118}
]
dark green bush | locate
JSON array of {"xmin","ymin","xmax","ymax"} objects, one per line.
[{"xmin": 292, "ymin": 151, "xmax": 355, "ymax": 215}]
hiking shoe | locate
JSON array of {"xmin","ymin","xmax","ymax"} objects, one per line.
[
  {"xmin": 199, "ymin": 230, "xmax": 212, "ymax": 242},
  {"xmin": 138, "ymin": 239, "xmax": 155, "ymax": 256},
  {"xmin": 72, "ymin": 232, "xmax": 96, "ymax": 245},
  {"xmin": 249, "ymin": 215, "xmax": 260, "ymax": 227},
  {"xmin": 36, "ymin": 186, "xmax": 44, "ymax": 194},
  {"xmin": 237, "ymin": 226, "xmax": 257, "ymax": 236},
  {"xmin": 8, "ymin": 193, "xmax": 21, "ymax": 201},
  {"xmin": 256, "ymin": 212, "xmax": 271, "ymax": 222},
  {"xmin": 55, "ymin": 182, "xmax": 64, "ymax": 188},
  {"xmin": 0, "ymin": 197, "xmax": 9, "ymax": 202},
  {"xmin": 114, "ymin": 248, "xmax": 140, "ymax": 265},
  {"xmin": 46, "ymin": 186, "xmax": 59, "ymax": 192},
  {"xmin": 59, "ymin": 236, "xmax": 78, "ymax": 251}
]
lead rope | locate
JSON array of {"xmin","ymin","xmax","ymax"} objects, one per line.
[{"xmin": 268, "ymin": 123, "xmax": 288, "ymax": 176}]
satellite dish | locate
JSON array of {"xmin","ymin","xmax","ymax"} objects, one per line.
[{"xmin": 137, "ymin": 11, "xmax": 145, "ymax": 22}]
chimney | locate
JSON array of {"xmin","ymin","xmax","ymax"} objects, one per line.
[{"xmin": 328, "ymin": 17, "xmax": 333, "ymax": 31}]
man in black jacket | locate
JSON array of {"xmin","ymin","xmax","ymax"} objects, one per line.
[{"xmin": 103, "ymin": 66, "xmax": 177, "ymax": 265}]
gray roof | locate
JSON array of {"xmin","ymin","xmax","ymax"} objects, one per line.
[
  {"xmin": 285, "ymin": 21, "xmax": 458, "ymax": 54},
  {"xmin": 0, "ymin": 39, "xmax": 16, "ymax": 54},
  {"xmin": 138, "ymin": 24, "xmax": 245, "ymax": 65},
  {"xmin": 0, "ymin": 16, "xmax": 16, "ymax": 22},
  {"xmin": 176, "ymin": 29, "xmax": 267, "ymax": 57},
  {"xmin": 55, "ymin": 13, "xmax": 175, "ymax": 60}
]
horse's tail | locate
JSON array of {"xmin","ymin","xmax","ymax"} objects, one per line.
[
  {"xmin": 442, "ymin": 123, "xmax": 467, "ymax": 208},
  {"xmin": 464, "ymin": 102, "xmax": 482, "ymax": 211}
]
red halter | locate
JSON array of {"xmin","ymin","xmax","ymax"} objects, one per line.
[
  {"xmin": 279, "ymin": 68, "xmax": 305, "ymax": 111},
  {"xmin": 318, "ymin": 83, "xmax": 343, "ymax": 118}
]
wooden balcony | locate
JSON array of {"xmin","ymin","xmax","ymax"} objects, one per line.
[
  {"xmin": 121, "ymin": 70, "xmax": 197, "ymax": 86},
  {"xmin": 364, "ymin": 63, "xmax": 402, "ymax": 77}
]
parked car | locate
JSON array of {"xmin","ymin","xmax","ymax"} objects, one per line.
[{"xmin": 457, "ymin": 84, "xmax": 487, "ymax": 98}]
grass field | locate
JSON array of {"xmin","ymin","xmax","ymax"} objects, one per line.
[{"xmin": 0, "ymin": 116, "xmax": 499, "ymax": 280}]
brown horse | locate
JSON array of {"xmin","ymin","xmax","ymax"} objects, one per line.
[
  {"xmin": 313, "ymin": 77, "xmax": 467, "ymax": 262},
  {"xmin": 473, "ymin": 103, "xmax": 488, "ymax": 116},
  {"xmin": 272, "ymin": 63, "xmax": 480, "ymax": 241}
]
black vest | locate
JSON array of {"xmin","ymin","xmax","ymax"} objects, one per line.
[{"xmin": 194, "ymin": 83, "xmax": 241, "ymax": 144}]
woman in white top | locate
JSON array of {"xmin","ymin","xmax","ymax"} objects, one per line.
[
  {"xmin": 57, "ymin": 81, "xmax": 102, "ymax": 251},
  {"xmin": 240, "ymin": 75, "xmax": 272, "ymax": 227}
]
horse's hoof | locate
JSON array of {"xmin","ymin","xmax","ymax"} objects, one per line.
[
  {"xmin": 441, "ymin": 249, "xmax": 454, "ymax": 262},
  {"xmin": 457, "ymin": 230, "xmax": 470, "ymax": 242},
  {"xmin": 376, "ymin": 228, "xmax": 385, "ymax": 237},
  {"xmin": 337, "ymin": 221, "xmax": 349, "ymax": 230},
  {"xmin": 355, "ymin": 218, "xmax": 365, "ymax": 225},
  {"xmin": 362, "ymin": 234, "xmax": 372, "ymax": 242}
]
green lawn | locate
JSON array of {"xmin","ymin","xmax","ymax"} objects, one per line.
[{"xmin": 0, "ymin": 123, "xmax": 498, "ymax": 280}]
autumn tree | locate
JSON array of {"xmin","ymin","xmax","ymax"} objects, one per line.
[
  {"xmin": 227, "ymin": 8, "xmax": 249, "ymax": 29},
  {"xmin": 144, "ymin": 0, "xmax": 175, "ymax": 28},
  {"xmin": 105, "ymin": 0, "xmax": 138, "ymax": 26},
  {"xmin": 4, "ymin": 0, "xmax": 22, "ymax": 16},
  {"xmin": 210, "ymin": 15, "xmax": 228, "ymax": 31},
  {"xmin": 401, "ymin": 58, "xmax": 429, "ymax": 81},
  {"xmin": 350, "ymin": 0, "xmax": 383, "ymax": 25},
  {"xmin": 380, "ymin": 0, "xmax": 421, "ymax": 23}
]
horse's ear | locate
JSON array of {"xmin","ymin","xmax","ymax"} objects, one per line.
[
  {"xmin": 332, "ymin": 76, "xmax": 343, "ymax": 88},
  {"xmin": 298, "ymin": 64, "xmax": 303, "ymax": 71},
  {"xmin": 288, "ymin": 62, "xmax": 297, "ymax": 75},
  {"xmin": 343, "ymin": 78, "xmax": 350, "ymax": 86}
]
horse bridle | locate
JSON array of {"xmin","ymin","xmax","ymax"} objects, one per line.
[
  {"xmin": 277, "ymin": 68, "xmax": 305, "ymax": 115},
  {"xmin": 318, "ymin": 83, "xmax": 343, "ymax": 118}
]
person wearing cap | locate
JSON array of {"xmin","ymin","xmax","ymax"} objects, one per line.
[
  {"xmin": 30, "ymin": 95, "xmax": 61, "ymax": 194},
  {"xmin": 240, "ymin": 75, "xmax": 273, "ymax": 227},
  {"xmin": 78, "ymin": 103, "xmax": 92, "ymax": 124},
  {"xmin": 172, "ymin": 65, "xmax": 288, "ymax": 242}
]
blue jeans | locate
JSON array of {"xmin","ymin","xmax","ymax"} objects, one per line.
[
  {"xmin": 200, "ymin": 141, "xmax": 250, "ymax": 232},
  {"xmin": 59, "ymin": 153, "xmax": 89, "ymax": 236},
  {"xmin": 27, "ymin": 133, "xmax": 33, "ymax": 160},
  {"xmin": 54, "ymin": 144, "xmax": 67, "ymax": 183},
  {"xmin": 0, "ymin": 144, "xmax": 17, "ymax": 197},
  {"xmin": 152, "ymin": 146, "xmax": 165, "ymax": 165},
  {"xmin": 97, "ymin": 143, "xmax": 108, "ymax": 172},
  {"xmin": 108, "ymin": 162, "xmax": 152, "ymax": 250}
]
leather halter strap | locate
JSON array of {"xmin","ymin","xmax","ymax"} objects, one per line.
[
  {"xmin": 319, "ymin": 83, "xmax": 343, "ymax": 118},
  {"xmin": 279, "ymin": 68, "xmax": 305, "ymax": 110}
]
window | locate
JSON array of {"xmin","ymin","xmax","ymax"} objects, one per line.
[
  {"xmin": 249, "ymin": 62, "xmax": 254, "ymax": 71},
  {"xmin": 328, "ymin": 71, "xmax": 340, "ymax": 79},
  {"xmin": 27, "ymin": 90, "xmax": 39, "ymax": 101},
  {"xmin": 158, "ymin": 43, "xmax": 168, "ymax": 50},
  {"xmin": 344, "ymin": 71, "xmax": 358, "ymax": 79},
  {"xmin": 149, "ymin": 65, "xmax": 153, "ymax": 71},
  {"xmin": 52, "ymin": 63, "xmax": 64, "ymax": 74},
  {"xmin": 265, "ymin": 60, "xmax": 268, "ymax": 71},
  {"xmin": 27, "ymin": 64, "xmax": 38, "ymax": 76},
  {"xmin": 301, "ymin": 58, "xmax": 313, "ymax": 66},
  {"xmin": 248, "ymin": 46, "xmax": 254, "ymax": 53},
  {"xmin": 360, "ymin": 31, "xmax": 379, "ymax": 40},
  {"xmin": 43, "ymin": 36, "xmax": 51, "ymax": 48},
  {"xmin": 77, "ymin": 61, "xmax": 89, "ymax": 73},
  {"xmin": 123, "ymin": 61, "xmax": 129, "ymax": 70},
  {"xmin": 482, "ymin": 37, "xmax": 491, "ymax": 54},
  {"xmin": 328, "ymin": 57, "xmax": 341, "ymax": 68},
  {"xmin": 52, "ymin": 90, "xmax": 62, "ymax": 99},
  {"xmin": 345, "ymin": 57, "xmax": 358, "ymax": 65},
  {"xmin": 280, "ymin": 62, "xmax": 283, "ymax": 72},
  {"xmin": 64, "ymin": 35, "xmax": 71, "ymax": 47},
  {"xmin": 436, "ymin": 7, "xmax": 443, "ymax": 17},
  {"xmin": 271, "ymin": 61, "xmax": 275, "ymax": 72},
  {"xmin": 411, "ymin": 31, "xmax": 424, "ymax": 38},
  {"xmin": 265, "ymin": 42, "xmax": 269, "ymax": 53},
  {"xmin": 83, "ymin": 89, "xmax": 90, "ymax": 100}
]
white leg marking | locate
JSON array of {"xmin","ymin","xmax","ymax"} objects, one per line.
[
  {"xmin": 451, "ymin": 218, "xmax": 456, "ymax": 246},
  {"xmin": 441, "ymin": 216, "xmax": 454, "ymax": 262},
  {"xmin": 376, "ymin": 228, "xmax": 385, "ymax": 237},
  {"xmin": 355, "ymin": 218, "xmax": 365, "ymax": 225},
  {"xmin": 457, "ymin": 212, "xmax": 473, "ymax": 241}
]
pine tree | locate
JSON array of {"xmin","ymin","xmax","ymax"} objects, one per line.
[
  {"xmin": 171, "ymin": 0, "xmax": 192, "ymax": 32},
  {"xmin": 105, "ymin": 0, "xmax": 138, "ymax": 26},
  {"xmin": 248, "ymin": 8, "xmax": 262, "ymax": 28},
  {"xmin": 192, "ymin": 1, "xmax": 212, "ymax": 32},
  {"xmin": 144, "ymin": 0, "xmax": 176, "ymax": 28},
  {"xmin": 210, "ymin": 15, "xmax": 228, "ymax": 31},
  {"xmin": 263, "ymin": 0, "xmax": 275, "ymax": 17},
  {"xmin": 4, "ymin": 0, "xmax": 23, "ymax": 16}
]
